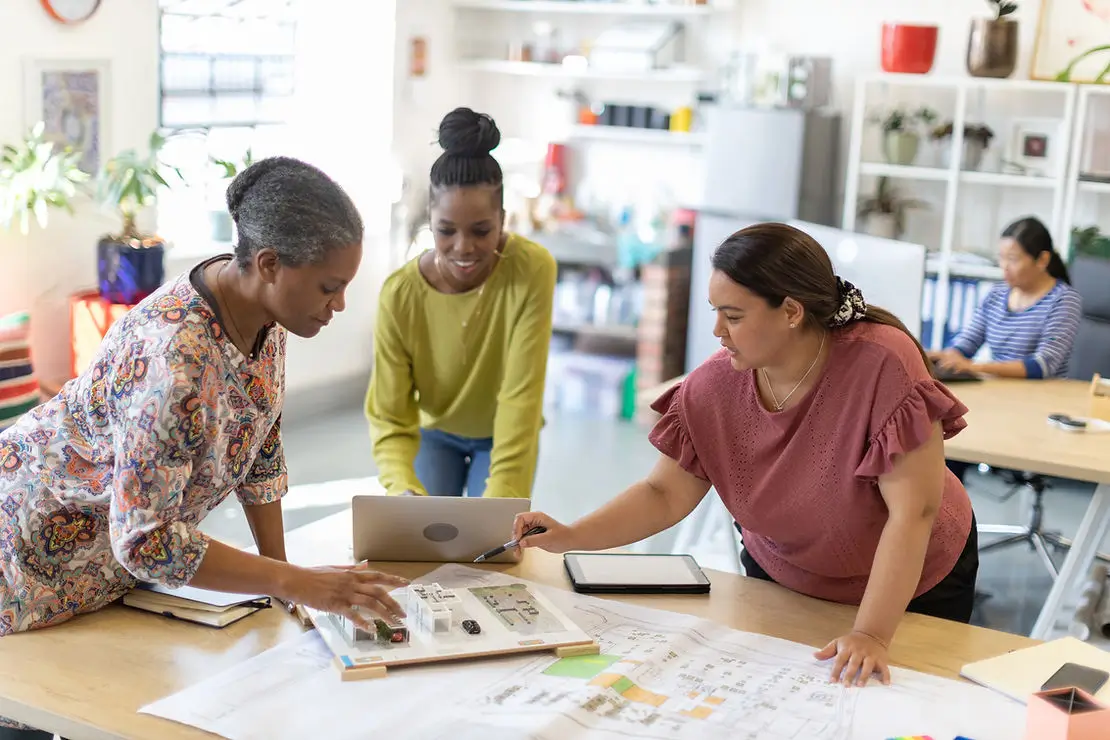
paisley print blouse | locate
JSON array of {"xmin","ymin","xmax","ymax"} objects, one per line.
[{"xmin": 0, "ymin": 263, "xmax": 287, "ymax": 637}]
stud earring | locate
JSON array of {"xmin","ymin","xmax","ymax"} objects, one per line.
[{"xmin": 789, "ymin": 323, "xmax": 796, "ymax": 328}]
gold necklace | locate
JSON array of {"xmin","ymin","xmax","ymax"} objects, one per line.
[
  {"xmin": 761, "ymin": 332, "xmax": 826, "ymax": 411},
  {"xmin": 215, "ymin": 261, "xmax": 254, "ymax": 359},
  {"xmin": 434, "ymin": 251, "xmax": 486, "ymax": 329}
]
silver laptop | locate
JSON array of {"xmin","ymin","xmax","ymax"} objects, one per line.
[{"xmin": 351, "ymin": 495, "xmax": 530, "ymax": 563}]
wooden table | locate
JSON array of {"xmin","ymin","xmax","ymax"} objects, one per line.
[
  {"xmin": 0, "ymin": 508, "xmax": 1035, "ymax": 740},
  {"xmin": 944, "ymin": 378, "xmax": 1110, "ymax": 640}
]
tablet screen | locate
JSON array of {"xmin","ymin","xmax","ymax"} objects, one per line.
[{"xmin": 572, "ymin": 554, "xmax": 703, "ymax": 586}]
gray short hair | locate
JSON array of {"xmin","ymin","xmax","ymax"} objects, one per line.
[{"xmin": 227, "ymin": 156, "xmax": 363, "ymax": 267}]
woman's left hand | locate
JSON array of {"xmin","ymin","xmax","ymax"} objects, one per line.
[{"xmin": 814, "ymin": 631, "xmax": 892, "ymax": 686}]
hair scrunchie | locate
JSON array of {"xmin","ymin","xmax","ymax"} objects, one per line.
[{"xmin": 829, "ymin": 277, "xmax": 868, "ymax": 328}]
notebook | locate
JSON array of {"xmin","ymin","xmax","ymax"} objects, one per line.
[
  {"xmin": 123, "ymin": 583, "xmax": 272, "ymax": 628},
  {"xmin": 959, "ymin": 636, "xmax": 1110, "ymax": 705}
]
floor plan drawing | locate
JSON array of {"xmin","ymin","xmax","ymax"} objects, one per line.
[{"xmin": 142, "ymin": 565, "xmax": 1025, "ymax": 740}]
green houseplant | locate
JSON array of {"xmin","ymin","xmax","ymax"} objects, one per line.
[
  {"xmin": 856, "ymin": 176, "xmax": 927, "ymax": 240},
  {"xmin": 1071, "ymin": 226, "xmax": 1110, "ymax": 262},
  {"xmin": 930, "ymin": 122, "xmax": 995, "ymax": 171},
  {"xmin": 0, "ymin": 121, "xmax": 88, "ymax": 235},
  {"xmin": 95, "ymin": 131, "xmax": 182, "ymax": 305},
  {"xmin": 968, "ymin": 0, "xmax": 1019, "ymax": 78},
  {"xmin": 868, "ymin": 106, "xmax": 937, "ymax": 166},
  {"xmin": 208, "ymin": 148, "xmax": 254, "ymax": 242}
]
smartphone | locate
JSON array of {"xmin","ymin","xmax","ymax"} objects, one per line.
[
  {"xmin": 1041, "ymin": 662, "xmax": 1110, "ymax": 695},
  {"xmin": 1048, "ymin": 413, "xmax": 1088, "ymax": 431}
]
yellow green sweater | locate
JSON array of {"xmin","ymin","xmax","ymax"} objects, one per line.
[{"xmin": 365, "ymin": 233, "xmax": 557, "ymax": 498}]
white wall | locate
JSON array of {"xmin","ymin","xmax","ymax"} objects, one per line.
[
  {"xmin": 0, "ymin": 0, "xmax": 159, "ymax": 382},
  {"xmin": 0, "ymin": 1, "xmax": 399, "ymax": 406}
]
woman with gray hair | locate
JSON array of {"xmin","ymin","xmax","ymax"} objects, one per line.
[{"xmin": 0, "ymin": 157, "xmax": 406, "ymax": 740}]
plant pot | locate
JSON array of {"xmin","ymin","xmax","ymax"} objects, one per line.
[
  {"xmin": 97, "ymin": 237, "xmax": 165, "ymax": 306},
  {"xmin": 210, "ymin": 210, "xmax": 234, "ymax": 242},
  {"xmin": 883, "ymin": 132, "xmax": 920, "ymax": 165},
  {"xmin": 863, "ymin": 213, "xmax": 899, "ymax": 240},
  {"xmin": 881, "ymin": 23, "xmax": 939, "ymax": 74},
  {"xmin": 936, "ymin": 138, "xmax": 987, "ymax": 170},
  {"xmin": 967, "ymin": 18, "xmax": 1018, "ymax": 78}
]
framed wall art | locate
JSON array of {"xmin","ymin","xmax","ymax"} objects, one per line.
[
  {"xmin": 1032, "ymin": 1, "xmax": 1110, "ymax": 82},
  {"xmin": 23, "ymin": 58, "xmax": 111, "ymax": 174}
]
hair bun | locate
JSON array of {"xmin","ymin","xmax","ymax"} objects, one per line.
[
  {"xmin": 226, "ymin": 157, "xmax": 293, "ymax": 218},
  {"xmin": 437, "ymin": 107, "xmax": 500, "ymax": 157}
]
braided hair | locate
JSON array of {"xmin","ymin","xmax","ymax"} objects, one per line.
[{"xmin": 429, "ymin": 107, "xmax": 503, "ymax": 206}]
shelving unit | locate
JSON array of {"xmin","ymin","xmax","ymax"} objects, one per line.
[
  {"xmin": 568, "ymin": 124, "xmax": 704, "ymax": 146},
  {"xmin": 842, "ymin": 73, "xmax": 1078, "ymax": 349},
  {"xmin": 457, "ymin": 59, "xmax": 704, "ymax": 82},
  {"xmin": 1061, "ymin": 85, "xmax": 1110, "ymax": 254},
  {"xmin": 451, "ymin": 0, "xmax": 714, "ymax": 17}
]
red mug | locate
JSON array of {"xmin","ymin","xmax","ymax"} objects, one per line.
[{"xmin": 881, "ymin": 23, "xmax": 939, "ymax": 74}]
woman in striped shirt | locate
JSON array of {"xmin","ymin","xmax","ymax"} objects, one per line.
[{"xmin": 931, "ymin": 217, "xmax": 1082, "ymax": 380}]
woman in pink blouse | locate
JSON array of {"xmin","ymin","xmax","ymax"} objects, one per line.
[
  {"xmin": 0, "ymin": 158, "xmax": 406, "ymax": 739},
  {"xmin": 514, "ymin": 222, "xmax": 977, "ymax": 689}
]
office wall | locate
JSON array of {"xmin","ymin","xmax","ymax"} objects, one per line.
[
  {"xmin": 0, "ymin": 0, "xmax": 159, "ymax": 382},
  {"xmin": 0, "ymin": 1, "xmax": 398, "ymax": 410}
]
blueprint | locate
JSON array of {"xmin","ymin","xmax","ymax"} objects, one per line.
[{"xmin": 141, "ymin": 564, "xmax": 1026, "ymax": 740}]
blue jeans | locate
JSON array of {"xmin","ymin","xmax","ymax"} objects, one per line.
[{"xmin": 414, "ymin": 428, "xmax": 493, "ymax": 497}]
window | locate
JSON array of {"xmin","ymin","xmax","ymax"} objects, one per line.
[{"xmin": 156, "ymin": 0, "xmax": 298, "ymax": 255}]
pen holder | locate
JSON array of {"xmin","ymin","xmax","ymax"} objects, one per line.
[
  {"xmin": 1025, "ymin": 687, "xmax": 1110, "ymax": 740},
  {"xmin": 1089, "ymin": 374, "xmax": 1110, "ymax": 423}
]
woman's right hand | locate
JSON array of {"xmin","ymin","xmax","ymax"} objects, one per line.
[
  {"xmin": 512, "ymin": 512, "xmax": 580, "ymax": 553},
  {"xmin": 285, "ymin": 563, "xmax": 409, "ymax": 629}
]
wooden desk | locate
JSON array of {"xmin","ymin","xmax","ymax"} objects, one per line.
[
  {"xmin": 943, "ymin": 378, "xmax": 1110, "ymax": 640},
  {"xmin": 0, "ymin": 508, "xmax": 1035, "ymax": 740}
]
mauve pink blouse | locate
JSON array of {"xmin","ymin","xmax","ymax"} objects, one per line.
[{"xmin": 650, "ymin": 321, "xmax": 974, "ymax": 605}]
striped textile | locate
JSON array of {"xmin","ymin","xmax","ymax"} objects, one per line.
[
  {"xmin": 0, "ymin": 311, "xmax": 36, "ymax": 430},
  {"xmin": 949, "ymin": 282, "xmax": 1083, "ymax": 379}
]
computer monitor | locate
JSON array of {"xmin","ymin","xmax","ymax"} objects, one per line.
[{"xmin": 788, "ymin": 220, "xmax": 926, "ymax": 340}]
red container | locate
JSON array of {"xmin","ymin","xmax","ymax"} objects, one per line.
[{"xmin": 881, "ymin": 23, "xmax": 939, "ymax": 74}]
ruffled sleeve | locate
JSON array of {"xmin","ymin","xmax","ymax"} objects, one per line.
[
  {"xmin": 854, "ymin": 379, "xmax": 968, "ymax": 479},
  {"xmin": 648, "ymin": 382, "xmax": 708, "ymax": 480}
]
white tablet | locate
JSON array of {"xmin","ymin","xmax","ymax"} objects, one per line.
[{"xmin": 563, "ymin": 553, "xmax": 711, "ymax": 594}]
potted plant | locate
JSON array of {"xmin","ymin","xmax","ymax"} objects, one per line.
[
  {"xmin": 868, "ymin": 106, "xmax": 937, "ymax": 166},
  {"xmin": 967, "ymin": 0, "xmax": 1019, "ymax": 78},
  {"xmin": 0, "ymin": 121, "xmax": 88, "ymax": 235},
  {"xmin": 1071, "ymin": 226, "xmax": 1110, "ymax": 261},
  {"xmin": 95, "ymin": 131, "xmax": 182, "ymax": 306},
  {"xmin": 930, "ymin": 122, "xmax": 995, "ymax": 171},
  {"xmin": 856, "ymin": 176, "xmax": 927, "ymax": 239},
  {"xmin": 209, "ymin": 148, "xmax": 254, "ymax": 242}
]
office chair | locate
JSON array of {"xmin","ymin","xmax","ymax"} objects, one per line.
[{"xmin": 977, "ymin": 256, "xmax": 1110, "ymax": 577}]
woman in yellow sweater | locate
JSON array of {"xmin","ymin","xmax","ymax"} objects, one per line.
[{"xmin": 366, "ymin": 108, "xmax": 556, "ymax": 498}]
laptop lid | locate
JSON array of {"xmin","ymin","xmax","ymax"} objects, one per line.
[{"xmin": 351, "ymin": 495, "xmax": 530, "ymax": 563}]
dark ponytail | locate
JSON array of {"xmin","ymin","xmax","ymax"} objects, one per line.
[
  {"xmin": 1002, "ymin": 216, "xmax": 1070, "ymax": 285},
  {"xmin": 429, "ymin": 107, "xmax": 503, "ymax": 206}
]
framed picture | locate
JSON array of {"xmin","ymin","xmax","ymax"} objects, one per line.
[
  {"xmin": 22, "ymin": 58, "xmax": 110, "ymax": 174},
  {"xmin": 1031, "ymin": 1, "xmax": 1110, "ymax": 83},
  {"xmin": 1006, "ymin": 119, "xmax": 1062, "ymax": 177}
]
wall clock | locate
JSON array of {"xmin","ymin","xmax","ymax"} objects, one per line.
[{"xmin": 41, "ymin": 0, "xmax": 102, "ymax": 24}]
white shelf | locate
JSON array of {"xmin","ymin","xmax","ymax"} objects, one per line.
[
  {"xmin": 860, "ymin": 162, "xmax": 1057, "ymax": 189},
  {"xmin": 927, "ymin": 256, "xmax": 1004, "ymax": 280},
  {"xmin": 960, "ymin": 171, "xmax": 1057, "ymax": 189},
  {"xmin": 859, "ymin": 72, "xmax": 1075, "ymax": 95},
  {"xmin": 452, "ymin": 0, "xmax": 714, "ymax": 16},
  {"xmin": 859, "ymin": 162, "xmax": 950, "ymax": 182},
  {"xmin": 1079, "ymin": 180, "xmax": 1110, "ymax": 195},
  {"xmin": 568, "ymin": 125, "xmax": 704, "ymax": 146},
  {"xmin": 458, "ymin": 59, "xmax": 704, "ymax": 82}
]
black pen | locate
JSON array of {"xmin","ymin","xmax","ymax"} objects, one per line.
[{"xmin": 473, "ymin": 526, "xmax": 547, "ymax": 563}]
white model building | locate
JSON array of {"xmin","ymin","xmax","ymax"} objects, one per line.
[{"xmin": 407, "ymin": 583, "xmax": 457, "ymax": 634}]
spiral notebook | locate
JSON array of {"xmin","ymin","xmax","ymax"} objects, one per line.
[{"xmin": 123, "ymin": 583, "xmax": 272, "ymax": 628}]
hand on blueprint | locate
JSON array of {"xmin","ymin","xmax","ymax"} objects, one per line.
[
  {"xmin": 814, "ymin": 631, "xmax": 892, "ymax": 687},
  {"xmin": 512, "ymin": 512, "xmax": 576, "ymax": 553},
  {"xmin": 287, "ymin": 563, "xmax": 410, "ymax": 629}
]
